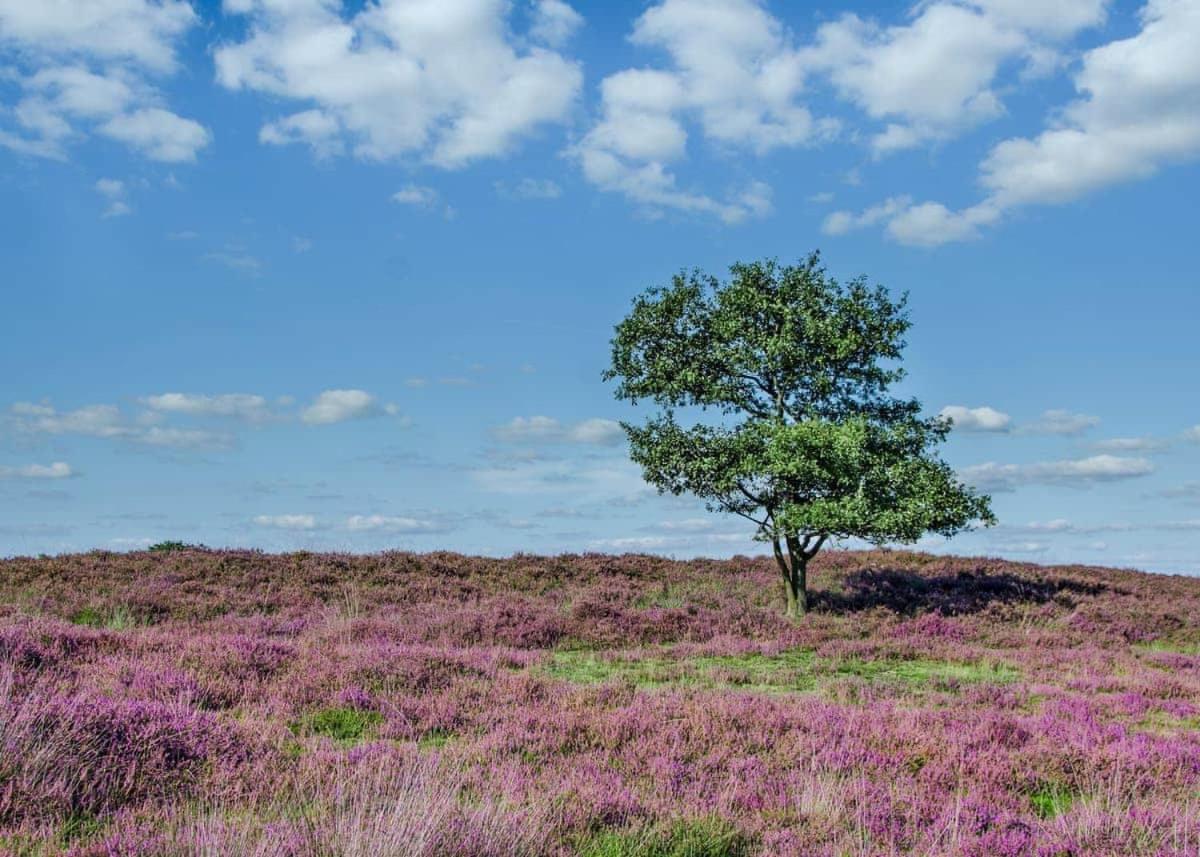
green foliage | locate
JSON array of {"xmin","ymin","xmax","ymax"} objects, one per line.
[
  {"xmin": 605, "ymin": 253, "xmax": 994, "ymax": 614},
  {"xmin": 1029, "ymin": 782, "xmax": 1077, "ymax": 819},
  {"xmin": 293, "ymin": 707, "xmax": 383, "ymax": 742},
  {"xmin": 577, "ymin": 818, "xmax": 753, "ymax": 857}
]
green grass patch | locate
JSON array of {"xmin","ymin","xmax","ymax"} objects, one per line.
[
  {"xmin": 59, "ymin": 812, "xmax": 103, "ymax": 846},
  {"xmin": 70, "ymin": 604, "xmax": 143, "ymax": 630},
  {"xmin": 545, "ymin": 649, "xmax": 1017, "ymax": 695},
  {"xmin": 418, "ymin": 729, "xmax": 453, "ymax": 750},
  {"xmin": 292, "ymin": 706, "xmax": 383, "ymax": 743},
  {"xmin": 1135, "ymin": 639, "xmax": 1200, "ymax": 655},
  {"xmin": 576, "ymin": 818, "xmax": 753, "ymax": 857},
  {"xmin": 1134, "ymin": 710, "xmax": 1200, "ymax": 735},
  {"xmin": 1029, "ymin": 782, "xmax": 1078, "ymax": 819}
]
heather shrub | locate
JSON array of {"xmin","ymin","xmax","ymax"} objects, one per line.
[
  {"xmin": 0, "ymin": 669, "xmax": 252, "ymax": 824},
  {"xmin": 0, "ymin": 548, "xmax": 1198, "ymax": 855}
]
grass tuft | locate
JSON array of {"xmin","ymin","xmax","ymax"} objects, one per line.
[
  {"xmin": 577, "ymin": 818, "xmax": 753, "ymax": 857},
  {"xmin": 293, "ymin": 707, "xmax": 383, "ymax": 743}
]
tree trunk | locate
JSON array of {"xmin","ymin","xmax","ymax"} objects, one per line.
[
  {"xmin": 772, "ymin": 538, "xmax": 798, "ymax": 618},
  {"xmin": 784, "ymin": 534, "xmax": 809, "ymax": 617}
]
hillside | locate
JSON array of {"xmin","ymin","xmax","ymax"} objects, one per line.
[{"xmin": 2, "ymin": 549, "xmax": 1199, "ymax": 856}]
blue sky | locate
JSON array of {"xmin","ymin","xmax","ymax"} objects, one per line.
[{"xmin": 2, "ymin": 0, "xmax": 1199, "ymax": 572}]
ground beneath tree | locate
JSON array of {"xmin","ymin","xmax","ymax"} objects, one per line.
[{"xmin": 1, "ymin": 548, "xmax": 1198, "ymax": 856}]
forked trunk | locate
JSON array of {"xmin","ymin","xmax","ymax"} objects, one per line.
[{"xmin": 772, "ymin": 537, "xmax": 808, "ymax": 619}]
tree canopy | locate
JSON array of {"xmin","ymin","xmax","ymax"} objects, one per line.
[{"xmin": 604, "ymin": 252, "xmax": 995, "ymax": 617}]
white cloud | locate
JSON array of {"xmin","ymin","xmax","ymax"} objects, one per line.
[
  {"xmin": 939, "ymin": 404, "xmax": 1012, "ymax": 432},
  {"xmin": 530, "ymin": 0, "xmax": 584, "ymax": 47},
  {"xmin": 141, "ymin": 393, "xmax": 274, "ymax": 422},
  {"xmin": 99, "ymin": 107, "xmax": 210, "ymax": 162},
  {"xmin": 1010, "ymin": 519, "xmax": 1133, "ymax": 534},
  {"xmin": 1019, "ymin": 409, "xmax": 1101, "ymax": 436},
  {"xmin": 587, "ymin": 531, "xmax": 750, "ymax": 553},
  {"xmin": 94, "ymin": 177, "xmax": 124, "ymax": 197},
  {"xmin": 1158, "ymin": 519, "xmax": 1200, "ymax": 531},
  {"xmin": 0, "ymin": 461, "xmax": 73, "ymax": 480},
  {"xmin": 801, "ymin": 1, "xmax": 1106, "ymax": 156},
  {"xmin": 657, "ymin": 518, "xmax": 721, "ymax": 533},
  {"xmin": 9, "ymin": 402, "xmax": 130, "ymax": 437},
  {"xmin": 94, "ymin": 176, "xmax": 132, "ymax": 217},
  {"xmin": 494, "ymin": 177, "xmax": 562, "ymax": 199},
  {"xmin": 345, "ymin": 514, "xmax": 445, "ymax": 533},
  {"xmin": 215, "ymin": 0, "xmax": 582, "ymax": 168},
  {"xmin": 988, "ymin": 540, "xmax": 1051, "ymax": 554},
  {"xmin": 204, "ymin": 251, "xmax": 263, "ymax": 276},
  {"xmin": 0, "ymin": 2, "xmax": 209, "ymax": 161},
  {"xmin": 6, "ymin": 401, "xmax": 232, "ymax": 449},
  {"xmin": 137, "ymin": 426, "xmax": 234, "ymax": 450},
  {"xmin": 259, "ymin": 109, "xmax": 343, "ymax": 158},
  {"xmin": 492, "ymin": 415, "xmax": 624, "ymax": 446},
  {"xmin": 393, "ymin": 185, "xmax": 439, "ymax": 207},
  {"xmin": 0, "ymin": 0, "xmax": 195, "ymax": 71},
  {"xmin": 301, "ymin": 389, "xmax": 389, "ymax": 425},
  {"xmin": 254, "ymin": 514, "xmax": 317, "ymax": 530},
  {"xmin": 822, "ymin": 195, "xmax": 910, "ymax": 235},
  {"xmin": 840, "ymin": 0, "xmax": 1200, "ymax": 245},
  {"xmin": 576, "ymin": 0, "xmax": 829, "ymax": 222},
  {"xmin": 1184, "ymin": 425, "xmax": 1200, "ymax": 442},
  {"xmin": 961, "ymin": 454, "xmax": 1154, "ymax": 491},
  {"xmin": 1091, "ymin": 436, "xmax": 1172, "ymax": 453}
]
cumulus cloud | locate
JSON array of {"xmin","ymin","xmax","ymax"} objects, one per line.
[
  {"xmin": 1091, "ymin": 436, "xmax": 1172, "ymax": 453},
  {"xmin": 344, "ymin": 514, "xmax": 447, "ymax": 533},
  {"xmin": 141, "ymin": 393, "xmax": 274, "ymax": 422},
  {"xmin": 1018, "ymin": 409, "xmax": 1101, "ymax": 436},
  {"xmin": 492, "ymin": 416, "xmax": 624, "ymax": 446},
  {"xmin": 139, "ymin": 426, "xmax": 234, "ymax": 450},
  {"xmin": 833, "ymin": 0, "xmax": 1200, "ymax": 245},
  {"xmin": 530, "ymin": 0, "xmax": 584, "ymax": 47},
  {"xmin": 215, "ymin": 0, "xmax": 583, "ymax": 168},
  {"xmin": 1184, "ymin": 425, "xmax": 1200, "ymax": 442},
  {"xmin": 391, "ymin": 184, "xmax": 456, "ymax": 217},
  {"xmin": 301, "ymin": 389, "xmax": 398, "ymax": 425},
  {"xmin": 253, "ymin": 514, "xmax": 317, "ymax": 530},
  {"xmin": 800, "ymin": 0, "xmax": 1107, "ymax": 156},
  {"xmin": 961, "ymin": 454, "xmax": 1154, "ymax": 491},
  {"xmin": 8, "ymin": 402, "xmax": 129, "ymax": 438},
  {"xmin": 6, "ymin": 401, "xmax": 232, "ymax": 450},
  {"xmin": 576, "ymin": 0, "xmax": 830, "ymax": 222},
  {"xmin": 0, "ymin": 1, "xmax": 209, "ymax": 161},
  {"xmin": 99, "ymin": 107, "xmax": 210, "ymax": 162},
  {"xmin": 0, "ymin": 461, "xmax": 73, "ymax": 480},
  {"xmin": 939, "ymin": 404, "xmax": 1012, "ymax": 432}
]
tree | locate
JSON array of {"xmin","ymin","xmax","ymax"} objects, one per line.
[{"xmin": 604, "ymin": 253, "xmax": 995, "ymax": 618}]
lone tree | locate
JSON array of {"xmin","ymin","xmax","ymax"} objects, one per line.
[{"xmin": 604, "ymin": 253, "xmax": 994, "ymax": 618}]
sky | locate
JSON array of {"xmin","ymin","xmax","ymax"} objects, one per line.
[{"xmin": 1, "ymin": 0, "xmax": 1199, "ymax": 573}]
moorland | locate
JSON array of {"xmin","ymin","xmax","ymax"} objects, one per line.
[{"xmin": 1, "ymin": 548, "xmax": 1199, "ymax": 855}]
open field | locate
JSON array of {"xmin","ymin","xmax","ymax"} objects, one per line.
[{"xmin": 2, "ymin": 548, "xmax": 1199, "ymax": 856}]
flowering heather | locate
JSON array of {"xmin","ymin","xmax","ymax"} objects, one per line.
[{"xmin": 1, "ymin": 548, "xmax": 1199, "ymax": 855}]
